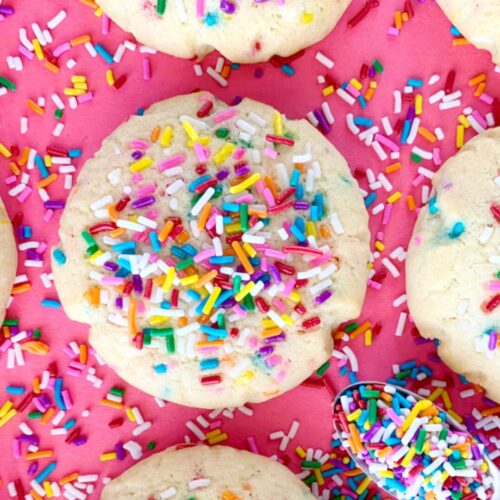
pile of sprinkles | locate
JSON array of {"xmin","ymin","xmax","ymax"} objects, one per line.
[
  {"xmin": 68, "ymin": 92, "xmax": 342, "ymax": 391},
  {"xmin": 333, "ymin": 383, "xmax": 497, "ymax": 499},
  {"xmin": 0, "ymin": 0, "xmax": 499, "ymax": 498}
]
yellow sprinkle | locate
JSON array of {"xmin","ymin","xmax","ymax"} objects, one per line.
[
  {"xmin": 369, "ymin": 81, "xmax": 377, "ymax": 89},
  {"xmin": 262, "ymin": 319, "xmax": 277, "ymax": 329},
  {"xmin": 402, "ymin": 11, "xmax": 409, "ymax": 22},
  {"xmin": 32, "ymin": 39, "xmax": 44, "ymax": 60},
  {"xmin": 347, "ymin": 409, "xmax": 362, "ymax": 422},
  {"xmin": 125, "ymin": 407, "xmax": 135, "ymax": 422},
  {"xmin": 456, "ymin": 125, "xmax": 465, "ymax": 149},
  {"xmin": 273, "ymin": 112, "xmax": 284, "ymax": 136},
  {"xmin": 203, "ymin": 286, "xmax": 221, "ymax": 315},
  {"xmin": 314, "ymin": 469, "xmax": 325, "ymax": 487},
  {"xmin": 0, "ymin": 408, "xmax": 17, "ymax": 428},
  {"xmin": 0, "ymin": 400, "xmax": 13, "ymax": 418},
  {"xmin": 441, "ymin": 390, "xmax": 452, "ymax": 409},
  {"xmin": 105, "ymin": 69, "xmax": 115, "ymax": 86},
  {"xmin": 305, "ymin": 221, "xmax": 317, "ymax": 237},
  {"xmin": 296, "ymin": 446, "xmax": 307, "ymax": 458},
  {"xmin": 130, "ymin": 156, "xmax": 153, "ymax": 172},
  {"xmin": 322, "ymin": 86, "xmax": 334, "ymax": 97},
  {"xmin": 0, "ymin": 143, "xmax": 12, "ymax": 158},
  {"xmin": 300, "ymin": 12, "xmax": 314, "ymax": 23},
  {"xmin": 289, "ymin": 290, "xmax": 301, "ymax": 303},
  {"xmin": 71, "ymin": 75, "xmax": 87, "ymax": 83},
  {"xmin": 88, "ymin": 250, "xmax": 104, "ymax": 265},
  {"xmin": 208, "ymin": 432, "xmax": 228, "ymax": 445},
  {"xmin": 447, "ymin": 409, "xmax": 463, "ymax": 423},
  {"xmin": 182, "ymin": 120, "xmax": 198, "ymax": 141},
  {"xmin": 229, "ymin": 172, "xmax": 261, "ymax": 194},
  {"xmin": 43, "ymin": 481, "xmax": 53, "ymax": 497},
  {"xmin": 160, "ymin": 126, "xmax": 173, "ymax": 147},
  {"xmin": 355, "ymin": 476, "xmax": 372, "ymax": 495},
  {"xmin": 44, "ymin": 155, "xmax": 52, "ymax": 167},
  {"xmin": 365, "ymin": 329, "xmax": 372, "ymax": 346},
  {"xmin": 73, "ymin": 82, "xmax": 88, "ymax": 90},
  {"xmin": 234, "ymin": 371, "xmax": 254, "ymax": 386},
  {"xmin": 162, "ymin": 267, "xmax": 176, "ymax": 291},
  {"xmin": 63, "ymin": 88, "xmax": 85, "ymax": 96},
  {"xmin": 180, "ymin": 275, "xmax": 198, "ymax": 287},
  {"xmin": 235, "ymin": 282, "xmax": 255, "ymax": 302},
  {"xmin": 458, "ymin": 114, "xmax": 470, "ymax": 128},
  {"xmin": 213, "ymin": 143, "xmax": 235, "ymax": 165},
  {"xmin": 242, "ymin": 242, "xmax": 257, "ymax": 258},
  {"xmin": 402, "ymin": 447, "xmax": 416, "ymax": 468},
  {"xmin": 387, "ymin": 192, "xmax": 401, "ymax": 204},
  {"xmin": 187, "ymin": 136, "xmax": 210, "ymax": 148},
  {"xmin": 379, "ymin": 470, "xmax": 395, "ymax": 478},
  {"xmin": 350, "ymin": 78, "xmax": 362, "ymax": 91},
  {"xmin": 100, "ymin": 452, "xmax": 117, "ymax": 461},
  {"xmin": 281, "ymin": 314, "xmax": 294, "ymax": 325},
  {"xmin": 415, "ymin": 94, "xmax": 423, "ymax": 115},
  {"xmin": 402, "ymin": 400, "xmax": 432, "ymax": 431},
  {"xmin": 374, "ymin": 240, "xmax": 385, "ymax": 252}
]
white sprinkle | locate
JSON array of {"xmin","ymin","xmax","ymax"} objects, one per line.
[
  {"xmin": 113, "ymin": 43, "xmax": 126, "ymax": 63},
  {"xmin": 342, "ymin": 346, "xmax": 359, "ymax": 372},
  {"xmin": 85, "ymin": 41, "xmax": 97, "ymax": 57},
  {"xmin": 460, "ymin": 389, "xmax": 475, "ymax": 399},
  {"xmin": 90, "ymin": 194, "xmax": 113, "ymax": 211},
  {"xmin": 186, "ymin": 421, "xmax": 205, "ymax": 441},
  {"xmin": 132, "ymin": 421, "xmax": 151, "ymax": 436},
  {"xmin": 434, "ymin": 127, "xmax": 444, "ymax": 140},
  {"xmin": 346, "ymin": 113, "xmax": 359, "ymax": 135},
  {"xmin": 116, "ymin": 220, "xmax": 145, "ymax": 232},
  {"xmin": 191, "ymin": 187, "xmax": 214, "ymax": 216},
  {"xmin": 439, "ymin": 100, "xmax": 461, "ymax": 110},
  {"xmin": 479, "ymin": 226, "xmax": 493, "ymax": 244},
  {"xmin": 381, "ymin": 116, "xmax": 393, "ymax": 136},
  {"xmin": 188, "ymin": 478, "xmax": 211, "ymax": 490},
  {"xmin": 393, "ymin": 90, "xmax": 402, "ymax": 113},
  {"xmin": 321, "ymin": 102, "xmax": 334, "ymax": 124},
  {"xmin": 428, "ymin": 74, "xmax": 440, "ymax": 85},
  {"xmin": 123, "ymin": 440, "xmax": 143, "ymax": 460},
  {"xmin": 19, "ymin": 28, "xmax": 34, "ymax": 50},
  {"xmin": 442, "ymin": 90, "xmax": 462, "ymax": 102},
  {"xmin": 315, "ymin": 51, "xmax": 334, "ymax": 69},
  {"xmin": 429, "ymin": 89, "xmax": 445, "ymax": 104},
  {"xmin": 393, "ymin": 294, "xmax": 407, "ymax": 307},
  {"xmin": 306, "ymin": 111, "xmax": 319, "ymax": 127},
  {"xmin": 53, "ymin": 122, "xmax": 64, "ymax": 137},
  {"xmin": 337, "ymin": 88, "xmax": 356, "ymax": 106},
  {"xmin": 47, "ymin": 10, "xmax": 67, "ymax": 29},
  {"xmin": 206, "ymin": 67, "xmax": 228, "ymax": 87},
  {"xmin": 372, "ymin": 141, "xmax": 388, "ymax": 161},
  {"xmin": 395, "ymin": 311, "xmax": 408, "ymax": 337}
]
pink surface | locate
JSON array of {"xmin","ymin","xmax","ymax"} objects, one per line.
[{"xmin": 0, "ymin": 0, "xmax": 499, "ymax": 498}]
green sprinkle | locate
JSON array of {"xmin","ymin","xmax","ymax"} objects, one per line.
[
  {"xmin": 240, "ymin": 203, "xmax": 249, "ymax": 232},
  {"xmin": 233, "ymin": 275, "xmax": 241, "ymax": 293},
  {"xmin": 368, "ymin": 398, "xmax": 377, "ymax": 425},
  {"xmin": 304, "ymin": 475, "xmax": 316, "ymax": 486},
  {"xmin": 54, "ymin": 108, "xmax": 64, "ymax": 120},
  {"xmin": 0, "ymin": 76, "xmax": 16, "ymax": 91},
  {"xmin": 28, "ymin": 411, "xmax": 43, "ymax": 419},
  {"xmin": 33, "ymin": 329, "xmax": 41, "ymax": 339},
  {"xmin": 176, "ymin": 257, "xmax": 194, "ymax": 271},
  {"xmin": 438, "ymin": 427, "xmax": 448, "ymax": 441},
  {"xmin": 157, "ymin": 0, "xmax": 166, "ymax": 15},
  {"xmin": 373, "ymin": 59, "xmax": 383, "ymax": 73},
  {"xmin": 144, "ymin": 328, "xmax": 174, "ymax": 337},
  {"xmin": 360, "ymin": 388, "xmax": 380, "ymax": 399},
  {"xmin": 411, "ymin": 152, "xmax": 423, "ymax": 163},
  {"xmin": 243, "ymin": 293, "xmax": 255, "ymax": 311},
  {"xmin": 415, "ymin": 429, "xmax": 427, "ymax": 454},
  {"xmin": 215, "ymin": 128, "xmax": 229, "ymax": 138},
  {"xmin": 81, "ymin": 231, "xmax": 96, "ymax": 247},
  {"xmin": 344, "ymin": 322, "xmax": 358, "ymax": 333},
  {"xmin": 217, "ymin": 313, "xmax": 225, "ymax": 329},
  {"xmin": 316, "ymin": 361, "xmax": 330, "ymax": 377},
  {"xmin": 301, "ymin": 460, "xmax": 322, "ymax": 469},
  {"xmin": 144, "ymin": 333, "xmax": 152, "ymax": 345},
  {"xmin": 2, "ymin": 319, "xmax": 19, "ymax": 326},
  {"xmin": 395, "ymin": 369, "xmax": 411, "ymax": 380},
  {"xmin": 109, "ymin": 387, "xmax": 124, "ymax": 397},
  {"xmin": 147, "ymin": 441, "xmax": 156, "ymax": 450},
  {"xmin": 166, "ymin": 334, "xmax": 175, "ymax": 353}
]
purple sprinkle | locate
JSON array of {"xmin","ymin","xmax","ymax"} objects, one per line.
[
  {"xmin": 232, "ymin": 96, "xmax": 243, "ymax": 105},
  {"xmin": 219, "ymin": 298, "xmax": 236, "ymax": 309},
  {"xmin": 132, "ymin": 274, "xmax": 143, "ymax": 294},
  {"xmin": 235, "ymin": 165, "xmax": 250, "ymax": 177},
  {"xmin": 27, "ymin": 462, "xmax": 38, "ymax": 476},
  {"xmin": 73, "ymin": 436, "xmax": 87, "ymax": 446},
  {"xmin": 115, "ymin": 297, "xmax": 123, "ymax": 309},
  {"xmin": 255, "ymin": 68, "xmax": 264, "ymax": 78},
  {"xmin": 293, "ymin": 201, "xmax": 310, "ymax": 210},
  {"xmin": 368, "ymin": 66, "xmax": 376, "ymax": 78},
  {"xmin": 488, "ymin": 333, "xmax": 497, "ymax": 351},
  {"xmin": 18, "ymin": 434, "xmax": 39, "ymax": 445},
  {"xmin": 258, "ymin": 346, "xmax": 274, "ymax": 356},
  {"xmin": 115, "ymin": 442, "xmax": 126, "ymax": 460},
  {"xmin": 44, "ymin": 200, "xmax": 65, "ymax": 210},
  {"xmin": 26, "ymin": 249, "xmax": 43, "ymax": 261},
  {"xmin": 315, "ymin": 290, "xmax": 332, "ymax": 305},
  {"xmin": 313, "ymin": 108, "xmax": 330, "ymax": 135},
  {"xmin": 216, "ymin": 170, "xmax": 229, "ymax": 181},
  {"xmin": 131, "ymin": 150, "xmax": 143, "ymax": 160},
  {"xmin": 131, "ymin": 195, "xmax": 155, "ymax": 209},
  {"xmin": 268, "ymin": 264, "xmax": 282, "ymax": 283},
  {"xmin": 220, "ymin": 0, "xmax": 236, "ymax": 14},
  {"xmin": 263, "ymin": 333, "xmax": 286, "ymax": 344},
  {"xmin": 104, "ymin": 261, "xmax": 119, "ymax": 272},
  {"xmin": 406, "ymin": 106, "xmax": 416, "ymax": 121},
  {"xmin": 0, "ymin": 6, "xmax": 14, "ymax": 14}
]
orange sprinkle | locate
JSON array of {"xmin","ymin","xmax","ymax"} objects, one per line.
[
  {"xmin": 31, "ymin": 491, "xmax": 43, "ymax": 500},
  {"xmin": 385, "ymin": 162, "xmax": 402, "ymax": 174},
  {"xmin": 159, "ymin": 220, "xmax": 174, "ymax": 242},
  {"xmin": 194, "ymin": 270, "xmax": 218, "ymax": 289},
  {"xmin": 394, "ymin": 11, "xmax": 403, "ymax": 29},
  {"xmin": 349, "ymin": 321, "xmax": 371, "ymax": 340},
  {"xmin": 222, "ymin": 491, "xmax": 241, "ymax": 500},
  {"xmin": 176, "ymin": 230, "xmax": 190, "ymax": 244},
  {"xmin": 40, "ymin": 407, "xmax": 55, "ymax": 425},
  {"xmin": 417, "ymin": 126, "xmax": 437, "ymax": 143},
  {"xmin": 12, "ymin": 283, "xmax": 32, "ymax": 295},
  {"xmin": 319, "ymin": 225, "xmax": 331, "ymax": 238},
  {"xmin": 44, "ymin": 61, "xmax": 60, "ymax": 74},
  {"xmin": 177, "ymin": 317, "xmax": 188, "ymax": 327},
  {"xmin": 406, "ymin": 195, "xmax": 416, "ymax": 211},
  {"xmin": 232, "ymin": 241, "xmax": 254, "ymax": 274},
  {"xmin": 79, "ymin": 344, "xmax": 88, "ymax": 364},
  {"xmin": 481, "ymin": 405, "xmax": 500, "ymax": 417},
  {"xmin": 128, "ymin": 299, "xmax": 137, "ymax": 337},
  {"xmin": 197, "ymin": 202, "xmax": 212, "ymax": 230},
  {"xmin": 100, "ymin": 399, "xmax": 124, "ymax": 410},
  {"xmin": 452, "ymin": 37, "xmax": 469, "ymax": 46},
  {"xmin": 196, "ymin": 340, "xmax": 224, "ymax": 348},
  {"xmin": 27, "ymin": 99, "xmax": 45, "ymax": 115},
  {"xmin": 220, "ymin": 64, "xmax": 231, "ymax": 79},
  {"xmin": 19, "ymin": 147, "xmax": 30, "ymax": 166},
  {"xmin": 108, "ymin": 204, "xmax": 118, "ymax": 221},
  {"xmin": 468, "ymin": 73, "xmax": 486, "ymax": 86},
  {"xmin": 59, "ymin": 473, "xmax": 79, "ymax": 485},
  {"xmin": 247, "ymin": 208, "xmax": 268, "ymax": 219},
  {"xmin": 109, "ymin": 227, "xmax": 125, "ymax": 238},
  {"xmin": 150, "ymin": 125, "xmax": 160, "ymax": 143},
  {"xmin": 343, "ymin": 468, "xmax": 364, "ymax": 477},
  {"xmin": 264, "ymin": 175, "xmax": 278, "ymax": 199},
  {"xmin": 33, "ymin": 377, "xmax": 41, "ymax": 394},
  {"xmin": 377, "ymin": 446, "xmax": 393, "ymax": 458},
  {"xmin": 380, "ymin": 392, "xmax": 393, "ymax": 403},
  {"xmin": 348, "ymin": 424, "xmax": 364, "ymax": 453},
  {"xmin": 21, "ymin": 341, "xmax": 49, "ymax": 355},
  {"xmin": 364, "ymin": 87, "xmax": 375, "ymax": 101},
  {"xmin": 70, "ymin": 34, "xmax": 91, "ymax": 46},
  {"xmin": 9, "ymin": 162, "xmax": 21, "ymax": 176},
  {"xmin": 26, "ymin": 450, "xmax": 53, "ymax": 460},
  {"xmin": 401, "ymin": 11, "xmax": 409, "ymax": 22},
  {"xmin": 36, "ymin": 173, "xmax": 58, "ymax": 189},
  {"xmin": 474, "ymin": 82, "xmax": 486, "ymax": 97}
]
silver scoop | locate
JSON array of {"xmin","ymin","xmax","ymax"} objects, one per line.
[{"xmin": 332, "ymin": 381, "xmax": 500, "ymax": 500}]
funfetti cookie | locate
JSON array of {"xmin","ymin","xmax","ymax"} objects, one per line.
[
  {"xmin": 406, "ymin": 127, "xmax": 500, "ymax": 403},
  {"xmin": 95, "ymin": 0, "xmax": 353, "ymax": 63},
  {"xmin": 101, "ymin": 444, "xmax": 314, "ymax": 499},
  {"xmin": 0, "ymin": 196, "xmax": 17, "ymax": 324},
  {"xmin": 436, "ymin": 0, "xmax": 500, "ymax": 65},
  {"xmin": 52, "ymin": 92, "xmax": 370, "ymax": 409}
]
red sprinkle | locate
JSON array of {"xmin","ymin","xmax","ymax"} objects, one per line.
[
  {"xmin": 265, "ymin": 134, "xmax": 295, "ymax": 146},
  {"xmin": 115, "ymin": 195, "xmax": 130, "ymax": 212},
  {"xmin": 302, "ymin": 316, "xmax": 321, "ymax": 330},
  {"xmin": 490, "ymin": 203, "xmax": 500, "ymax": 223},
  {"xmin": 196, "ymin": 100, "xmax": 213, "ymax": 118},
  {"xmin": 200, "ymin": 375, "xmax": 222, "ymax": 385},
  {"xmin": 484, "ymin": 294, "xmax": 500, "ymax": 313},
  {"xmin": 89, "ymin": 222, "xmax": 117, "ymax": 235},
  {"xmin": 444, "ymin": 70, "xmax": 456, "ymax": 94}
]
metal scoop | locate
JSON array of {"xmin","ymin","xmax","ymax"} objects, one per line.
[{"xmin": 332, "ymin": 381, "xmax": 500, "ymax": 500}]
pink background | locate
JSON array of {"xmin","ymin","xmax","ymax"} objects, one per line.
[{"xmin": 0, "ymin": 0, "xmax": 499, "ymax": 497}]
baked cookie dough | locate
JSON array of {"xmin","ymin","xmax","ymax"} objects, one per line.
[
  {"xmin": 437, "ymin": 0, "xmax": 500, "ymax": 65},
  {"xmin": 52, "ymin": 91, "xmax": 370, "ymax": 408},
  {"xmin": 96, "ymin": 0, "xmax": 352, "ymax": 63},
  {"xmin": 101, "ymin": 445, "xmax": 314, "ymax": 499},
  {"xmin": 0, "ymin": 196, "xmax": 17, "ymax": 323},
  {"xmin": 406, "ymin": 127, "xmax": 500, "ymax": 403}
]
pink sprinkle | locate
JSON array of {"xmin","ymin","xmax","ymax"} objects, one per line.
[
  {"xmin": 368, "ymin": 280, "xmax": 383, "ymax": 290},
  {"xmin": 101, "ymin": 277, "xmax": 125, "ymax": 286},
  {"xmin": 62, "ymin": 389, "xmax": 73, "ymax": 409},
  {"xmin": 266, "ymin": 355, "xmax": 281, "ymax": 367},
  {"xmin": 18, "ymin": 187, "xmax": 32, "ymax": 203},
  {"xmin": 412, "ymin": 174, "xmax": 425, "ymax": 187},
  {"xmin": 101, "ymin": 14, "xmax": 110, "ymax": 34},
  {"xmin": 283, "ymin": 278, "xmax": 296, "ymax": 297},
  {"xmin": 196, "ymin": 0, "xmax": 205, "ymax": 17},
  {"xmin": 346, "ymin": 84, "xmax": 361, "ymax": 98},
  {"xmin": 232, "ymin": 305, "xmax": 247, "ymax": 318},
  {"xmin": 375, "ymin": 133, "xmax": 400, "ymax": 152},
  {"xmin": 77, "ymin": 92, "xmax": 94, "ymax": 104},
  {"xmin": 212, "ymin": 108, "xmax": 237, "ymax": 123},
  {"xmin": 247, "ymin": 436, "xmax": 259, "ymax": 454},
  {"xmin": 234, "ymin": 194, "xmax": 253, "ymax": 204},
  {"xmin": 488, "ymin": 280, "xmax": 500, "ymax": 292},
  {"xmin": 53, "ymin": 42, "xmax": 71, "ymax": 57},
  {"xmin": 232, "ymin": 147, "xmax": 245, "ymax": 160},
  {"xmin": 382, "ymin": 203, "xmax": 392, "ymax": 225},
  {"xmin": 19, "ymin": 45, "xmax": 35, "ymax": 60},
  {"xmin": 131, "ymin": 172, "xmax": 143, "ymax": 184},
  {"xmin": 263, "ymin": 188, "xmax": 276, "ymax": 207},
  {"xmin": 159, "ymin": 154, "xmax": 186, "ymax": 171},
  {"xmin": 146, "ymin": 209, "xmax": 160, "ymax": 219},
  {"xmin": 194, "ymin": 249, "xmax": 215, "ymax": 263},
  {"xmin": 130, "ymin": 140, "xmax": 149, "ymax": 149},
  {"xmin": 264, "ymin": 248, "xmax": 286, "ymax": 260},
  {"xmin": 433, "ymin": 148, "xmax": 442, "ymax": 166},
  {"xmin": 388, "ymin": 27, "xmax": 400, "ymax": 36},
  {"xmin": 472, "ymin": 110, "xmax": 488, "ymax": 129},
  {"xmin": 5, "ymin": 175, "xmax": 17, "ymax": 185},
  {"xmin": 272, "ymin": 298, "xmax": 287, "ymax": 313},
  {"xmin": 66, "ymin": 368, "xmax": 82, "ymax": 378},
  {"xmin": 194, "ymin": 142, "xmax": 208, "ymax": 162},
  {"xmin": 36, "ymin": 242, "xmax": 48, "ymax": 254},
  {"xmin": 63, "ymin": 346, "xmax": 76, "ymax": 358},
  {"xmin": 261, "ymin": 257, "xmax": 268, "ymax": 272},
  {"xmin": 310, "ymin": 251, "xmax": 332, "ymax": 267},
  {"xmin": 479, "ymin": 93, "xmax": 493, "ymax": 104},
  {"xmin": 12, "ymin": 438, "xmax": 21, "ymax": 459},
  {"xmin": 135, "ymin": 183, "xmax": 156, "ymax": 196},
  {"xmin": 264, "ymin": 147, "xmax": 278, "ymax": 159},
  {"xmin": 142, "ymin": 57, "xmax": 151, "ymax": 81}
]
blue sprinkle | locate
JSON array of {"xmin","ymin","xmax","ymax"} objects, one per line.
[
  {"xmin": 200, "ymin": 325, "xmax": 227, "ymax": 338},
  {"xmin": 23, "ymin": 226, "xmax": 32, "ymax": 238},
  {"xmin": 54, "ymin": 378, "xmax": 66, "ymax": 410},
  {"xmin": 364, "ymin": 192, "xmax": 377, "ymax": 207},
  {"xmin": 420, "ymin": 365, "xmax": 433, "ymax": 377},
  {"xmin": 428, "ymin": 196, "xmax": 439, "ymax": 214},
  {"xmin": 160, "ymin": 301, "xmax": 171, "ymax": 309},
  {"xmin": 137, "ymin": 108, "xmax": 145, "ymax": 116},
  {"xmin": 149, "ymin": 232, "xmax": 161, "ymax": 253},
  {"xmin": 358, "ymin": 95, "xmax": 367, "ymax": 109},
  {"xmin": 290, "ymin": 169, "xmax": 301, "ymax": 187},
  {"xmin": 222, "ymin": 202, "xmax": 240, "ymax": 212},
  {"xmin": 200, "ymin": 358, "xmax": 219, "ymax": 370},
  {"xmin": 182, "ymin": 244, "xmax": 197, "ymax": 256},
  {"xmin": 195, "ymin": 296, "xmax": 209, "ymax": 315},
  {"xmin": 353, "ymin": 117, "xmax": 374, "ymax": 127},
  {"xmin": 348, "ymin": 371, "xmax": 359, "ymax": 384},
  {"xmin": 231, "ymin": 63, "xmax": 240, "ymax": 70},
  {"xmin": 407, "ymin": 78, "xmax": 424, "ymax": 88},
  {"xmin": 113, "ymin": 241, "xmax": 136, "ymax": 253},
  {"xmin": 401, "ymin": 119, "xmax": 412, "ymax": 144},
  {"xmin": 215, "ymin": 290, "xmax": 234, "ymax": 307},
  {"xmin": 6, "ymin": 385, "xmax": 25, "ymax": 395},
  {"xmin": 64, "ymin": 419, "xmax": 76, "ymax": 430},
  {"xmin": 204, "ymin": 12, "xmax": 219, "ymax": 26},
  {"xmin": 68, "ymin": 149, "xmax": 82, "ymax": 158},
  {"xmin": 94, "ymin": 43, "xmax": 114, "ymax": 64},
  {"xmin": 290, "ymin": 224, "xmax": 306, "ymax": 242},
  {"xmin": 35, "ymin": 461, "xmax": 57, "ymax": 484},
  {"xmin": 187, "ymin": 290, "xmax": 201, "ymax": 301},
  {"xmin": 401, "ymin": 360, "xmax": 417, "ymax": 370},
  {"xmin": 188, "ymin": 175, "xmax": 211, "ymax": 193},
  {"xmin": 170, "ymin": 246, "xmax": 187, "ymax": 259},
  {"xmin": 209, "ymin": 256, "xmax": 234, "ymax": 265},
  {"xmin": 53, "ymin": 248, "xmax": 66, "ymax": 265},
  {"xmin": 295, "ymin": 183, "xmax": 304, "ymax": 199},
  {"xmin": 448, "ymin": 221, "xmax": 465, "ymax": 239},
  {"xmin": 154, "ymin": 363, "xmax": 168, "ymax": 374},
  {"xmin": 450, "ymin": 26, "xmax": 462, "ymax": 36},
  {"xmin": 281, "ymin": 64, "xmax": 295, "ymax": 76},
  {"xmin": 35, "ymin": 155, "xmax": 49, "ymax": 179},
  {"xmin": 41, "ymin": 299, "xmax": 61, "ymax": 309}
]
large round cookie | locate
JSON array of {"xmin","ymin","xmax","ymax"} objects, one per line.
[
  {"xmin": 406, "ymin": 128, "xmax": 500, "ymax": 403},
  {"xmin": 0, "ymin": 196, "xmax": 17, "ymax": 323},
  {"xmin": 101, "ymin": 445, "xmax": 314, "ymax": 499},
  {"xmin": 52, "ymin": 91, "xmax": 370, "ymax": 408},
  {"xmin": 96, "ymin": 0, "xmax": 352, "ymax": 63},
  {"xmin": 436, "ymin": 0, "xmax": 500, "ymax": 65}
]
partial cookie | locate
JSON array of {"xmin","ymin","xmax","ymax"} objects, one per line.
[
  {"xmin": 0, "ymin": 196, "xmax": 17, "ymax": 323},
  {"xmin": 101, "ymin": 444, "xmax": 314, "ymax": 499},
  {"xmin": 52, "ymin": 92, "xmax": 370, "ymax": 408},
  {"xmin": 436, "ymin": 0, "xmax": 500, "ymax": 65},
  {"xmin": 406, "ymin": 127, "xmax": 500, "ymax": 403},
  {"xmin": 96, "ymin": 0, "xmax": 352, "ymax": 63}
]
